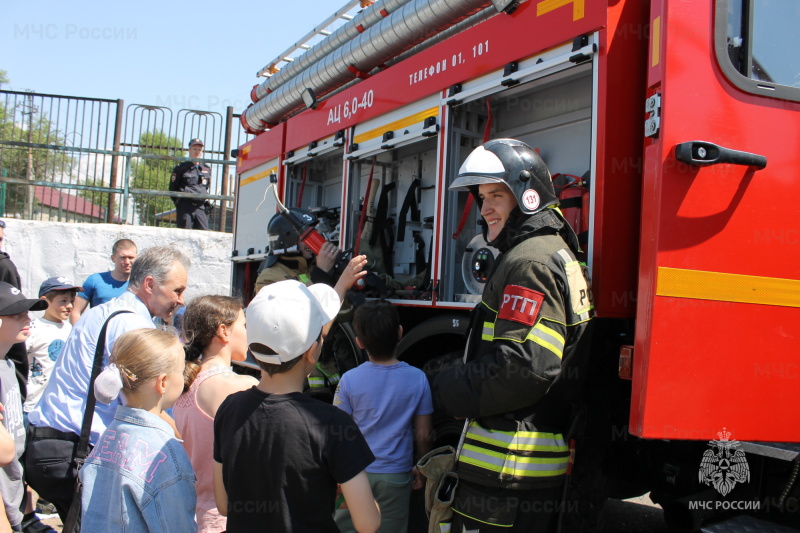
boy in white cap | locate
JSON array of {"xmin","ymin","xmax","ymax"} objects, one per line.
[{"xmin": 212, "ymin": 279, "xmax": 380, "ymax": 533}]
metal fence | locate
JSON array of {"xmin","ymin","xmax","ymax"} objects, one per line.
[{"xmin": 0, "ymin": 90, "xmax": 253, "ymax": 232}]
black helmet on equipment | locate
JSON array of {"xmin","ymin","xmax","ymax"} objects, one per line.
[{"xmin": 267, "ymin": 208, "xmax": 317, "ymax": 255}]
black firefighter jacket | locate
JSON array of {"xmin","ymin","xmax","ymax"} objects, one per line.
[{"xmin": 433, "ymin": 209, "xmax": 592, "ymax": 490}]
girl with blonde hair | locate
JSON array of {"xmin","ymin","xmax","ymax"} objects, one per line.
[{"xmin": 80, "ymin": 328, "xmax": 196, "ymax": 532}]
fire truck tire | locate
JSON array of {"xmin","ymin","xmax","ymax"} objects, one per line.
[
  {"xmin": 559, "ymin": 438, "xmax": 608, "ymax": 533},
  {"xmin": 323, "ymin": 321, "xmax": 364, "ymax": 375},
  {"xmin": 396, "ymin": 314, "xmax": 470, "ymax": 361}
]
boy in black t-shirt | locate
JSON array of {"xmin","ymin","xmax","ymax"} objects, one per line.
[{"xmin": 213, "ymin": 280, "xmax": 380, "ymax": 533}]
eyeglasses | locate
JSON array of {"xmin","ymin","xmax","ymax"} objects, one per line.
[{"xmin": 0, "ymin": 220, "xmax": 6, "ymax": 228}]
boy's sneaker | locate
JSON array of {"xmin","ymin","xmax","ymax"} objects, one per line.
[
  {"xmin": 20, "ymin": 513, "xmax": 56, "ymax": 533},
  {"xmin": 34, "ymin": 499, "xmax": 58, "ymax": 520}
]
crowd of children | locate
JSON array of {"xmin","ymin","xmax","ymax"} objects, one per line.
[{"xmin": 0, "ymin": 238, "xmax": 436, "ymax": 533}]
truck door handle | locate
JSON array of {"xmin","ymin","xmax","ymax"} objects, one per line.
[{"xmin": 675, "ymin": 141, "xmax": 767, "ymax": 169}]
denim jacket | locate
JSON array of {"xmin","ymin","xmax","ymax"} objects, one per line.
[{"xmin": 80, "ymin": 406, "xmax": 198, "ymax": 532}]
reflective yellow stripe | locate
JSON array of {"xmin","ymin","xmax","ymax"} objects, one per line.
[
  {"xmin": 652, "ymin": 16, "xmax": 661, "ymax": 67},
  {"xmin": 527, "ymin": 322, "xmax": 565, "ymax": 359},
  {"xmin": 460, "ymin": 445, "xmax": 569, "ymax": 477},
  {"xmin": 240, "ymin": 167, "xmax": 277, "ymax": 187},
  {"xmin": 461, "ymin": 423, "xmax": 570, "ymax": 479},
  {"xmin": 466, "ymin": 423, "xmax": 568, "ymax": 452},
  {"xmin": 657, "ymin": 267, "xmax": 800, "ymax": 308},
  {"xmin": 308, "ymin": 377, "xmax": 325, "ymax": 388},
  {"xmin": 512, "ymin": 433, "xmax": 568, "ymax": 453},
  {"xmin": 537, "ymin": 0, "xmax": 585, "ymax": 21},
  {"xmin": 467, "ymin": 430, "xmax": 514, "ymax": 449},
  {"xmin": 316, "ymin": 363, "xmax": 341, "ymax": 385},
  {"xmin": 461, "ymin": 444, "xmax": 569, "ymax": 466},
  {"xmin": 353, "ymin": 107, "xmax": 438, "ymax": 145},
  {"xmin": 481, "ymin": 321, "xmax": 494, "ymax": 341}
]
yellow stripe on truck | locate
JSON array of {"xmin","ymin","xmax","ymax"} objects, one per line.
[
  {"xmin": 656, "ymin": 267, "xmax": 800, "ymax": 308},
  {"xmin": 353, "ymin": 107, "xmax": 438, "ymax": 145},
  {"xmin": 240, "ymin": 167, "xmax": 277, "ymax": 187}
]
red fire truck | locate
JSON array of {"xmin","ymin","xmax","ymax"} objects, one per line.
[{"xmin": 230, "ymin": 0, "xmax": 800, "ymax": 529}]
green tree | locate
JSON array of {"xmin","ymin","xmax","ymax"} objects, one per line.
[
  {"xmin": 0, "ymin": 78, "xmax": 72, "ymax": 218},
  {"xmin": 0, "ymin": 70, "xmax": 8, "ymax": 89},
  {"xmin": 130, "ymin": 130, "xmax": 183, "ymax": 226}
]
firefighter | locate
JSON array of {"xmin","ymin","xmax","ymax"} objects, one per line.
[
  {"xmin": 433, "ymin": 139, "xmax": 593, "ymax": 533},
  {"xmin": 254, "ymin": 208, "xmax": 344, "ymax": 399},
  {"xmin": 254, "ymin": 208, "xmax": 339, "ymax": 292},
  {"xmin": 170, "ymin": 138, "xmax": 211, "ymax": 230}
]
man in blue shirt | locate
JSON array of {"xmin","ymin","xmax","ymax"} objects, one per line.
[
  {"xmin": 70, "ymin": 239, "xmax": 137, "ymax": 324},
  {"xmin": 25, "ymin": 246, "xmax": 190, "ymax": 522}
]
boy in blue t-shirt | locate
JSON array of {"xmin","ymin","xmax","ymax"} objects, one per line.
[{"xmin": 334, "ymin": 300, "xmax": 432, "ymax": 533}]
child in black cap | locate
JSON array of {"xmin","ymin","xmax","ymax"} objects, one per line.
[{"xmin": 0, "ymin": 281, "xmax": 48, "ymax": 531}]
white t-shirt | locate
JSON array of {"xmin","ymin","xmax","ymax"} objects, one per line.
[{"xmin": 24, "ymin": 317, "xmax": 71, "ymax": 412}]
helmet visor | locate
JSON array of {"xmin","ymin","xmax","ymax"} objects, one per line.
[{"xmin": 449, "ymin": 174, "xmax": 507, "ymax": 191}]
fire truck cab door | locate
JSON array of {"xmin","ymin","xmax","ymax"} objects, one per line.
[{"xmin": 631, "ymin": 0, "xmax": 800, "ymax": 442}]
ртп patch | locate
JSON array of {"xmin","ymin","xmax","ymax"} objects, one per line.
[{"xmin": 498, "ymin": 285, "xmax": 545, "ymax": 326}]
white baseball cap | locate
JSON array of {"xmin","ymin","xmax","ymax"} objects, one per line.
[{"xmin": 247, "ymin": 280, "xmax": 341, "ymax": 364}]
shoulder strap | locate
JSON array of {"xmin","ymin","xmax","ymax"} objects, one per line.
[
  {"xmin": 193, "ymin": 366, "xmax": 232, "ymax": 389},
  {"xmin": 75, "ymin": 309, "xmax": 134, "ymax": 463}
]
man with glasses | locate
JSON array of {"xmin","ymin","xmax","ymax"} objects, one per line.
[{"xmin": 169, "ymin": 138, "xmax": 211, "ymax": 230}]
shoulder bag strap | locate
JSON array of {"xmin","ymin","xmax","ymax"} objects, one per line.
[{"xmin": 74, "ymin": 309, "xmax": 133, "ymax": 463}]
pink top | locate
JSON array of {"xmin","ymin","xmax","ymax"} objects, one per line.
[{"xmin": 174, "ymin": 366, "xmax": 232, "ymax": 533}]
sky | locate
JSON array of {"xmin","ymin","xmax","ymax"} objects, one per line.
[{"xmin": 1, "ymin": 0, "xmax": 353, "ymax": 119}]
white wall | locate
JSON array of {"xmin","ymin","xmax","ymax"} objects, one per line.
[{"xmin": 2, "ymin": 220, "xmax": 233, "ymax": 304}]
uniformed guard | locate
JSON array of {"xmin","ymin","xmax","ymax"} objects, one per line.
[
  {"xmin": 433, "ymin": 138, "xmax": 593, "ymax": 533},
  {"xmin": 170, "ymin": 138, "xmax": 211, "ymax": 230}
]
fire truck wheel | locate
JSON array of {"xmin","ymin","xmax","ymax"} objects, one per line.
[
  {"xmin": 559, "ymin": 437, "xmax": 608, "ymax": 533},
  {"xmin": 322, "ymin": 321, "xmax": 364, "ymax": 375}
]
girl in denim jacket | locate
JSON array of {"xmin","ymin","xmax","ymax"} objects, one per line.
[{"xmin": 80, "ymin": 328, "xmax": 197, "ymax": 532}]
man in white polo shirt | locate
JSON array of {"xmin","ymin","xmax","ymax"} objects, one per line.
[{"xmin": 25, "ymin": 246, "xmax": 191, "ymax": 522}]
